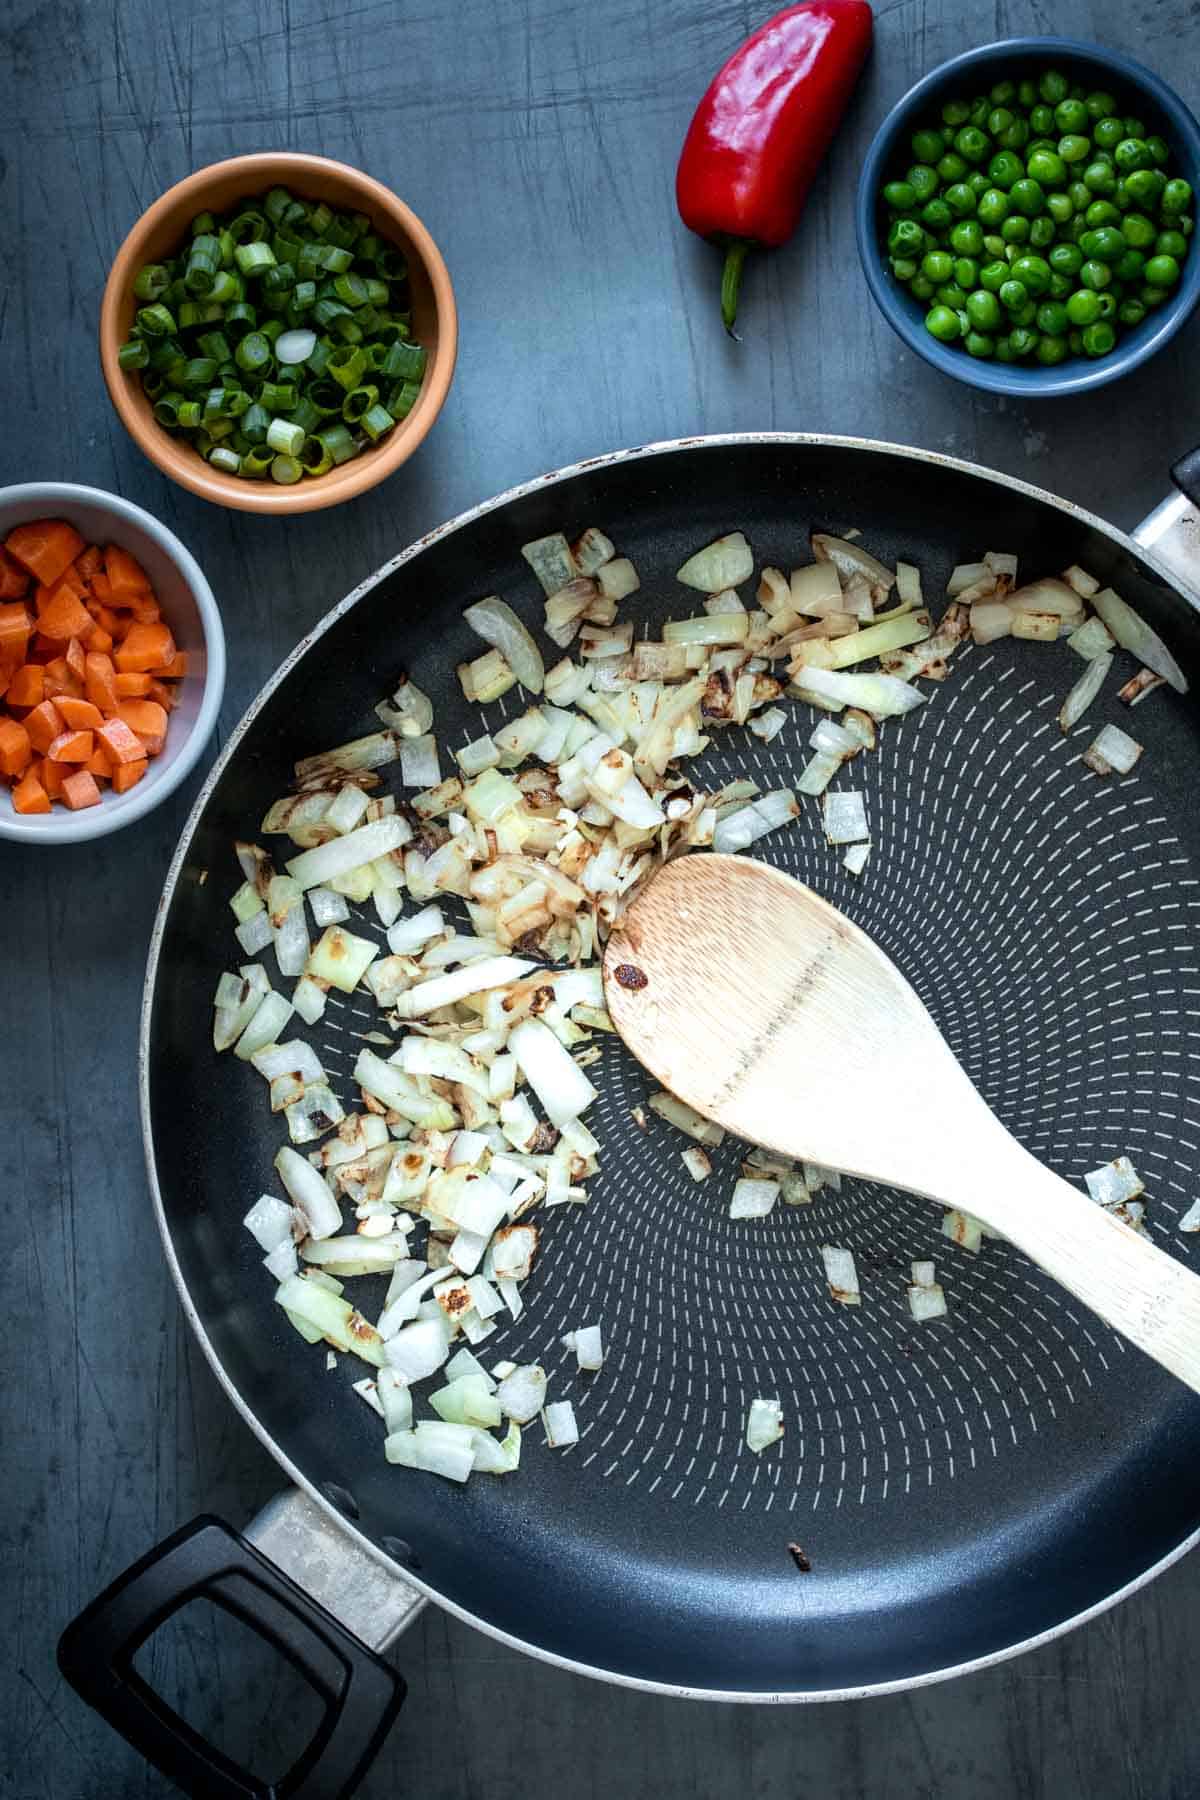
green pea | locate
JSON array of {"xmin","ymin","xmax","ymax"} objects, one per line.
[
  {"xmin": 1035, "ymin": 300, "xmax": 1070, "ymax": 334},
  {"xmin": 945, "ymin": 182, "xmax": 977, "ymax": 216},
  {"xmin": 987, "ymin": 107, "xmax": 1015, "ymax": 138},
  {"xmin": 1036, "ymin": 334, "xmax": 1069, "ymax": 364},
  {"xmin": 980, "ymin": 259, "xmax": 1009, "ymax": 291},
  {"xmin": 907, "ymin": 164, "xmax": 940, "ymax": 203},
  {"xmin": 1145, "ymin": 252, "xmax": 1181, "ymax": 286},
  {"xmin": 990, "ymin": 79, "xmax": 1016, "ymax": 105},
  {"xmin": 1114, "ymin": 138, "xmax": 1152, "ymax": 173},
  {"xmin": 1083, "ymin": 201, "xmax": 1119, "ymax": 230},
  {"xmin": 937, "ymin": 150, "xmax": 970, "ymax": 183},
  {"xmin": 1047, "ymin": 271, "xmax": 1072, "ymax": 299},
  {"xmin": 1054, "ymin": 98, "xmax": 1089, "ymax": 134},
  {"xmin": 1029, "ymin": 105, "xmax": 1054, "ymax": 136},
  {"xmin": 1026, "ymin": 138, "xmax": 1057, "ymax": 158},
  {"xmin": 1156, "ymin": 229, "xmax": 1188, "ymax": 258},
  {"xmin": 922, "ymin": 199, "xmax": 953, "ymax": 232},
  {"xmin": 1124, "ymin": 168, "xmax": 1164, "ymax": 205},
  {"xmin": 949, "ymin": 219, "xmax": 984, "ymax": 255},
  {"xmin": 1124, "ymin": 116, "xmax": 1147, "ymax": 140},
  {"xmin": 1068, "ymin": 179, "xmax": 1091, "ymax": 211},
  {"xmin": 1049, "ymin": 242, "xmax": 1083, "ymax": 276},
  {"xmin": 966, "ymin": 288, "xmax": 1002, "ymax": 329},
  {"xmin": 965, "ymin": 331, "xmax": 995, "ymax": 358},
  {"xmin": 1085, "ymin": 90, "xmax": 1117, "ymax": 119},
  {"xmin": 1081, "ymin": 320, "xmax": 1116, "ymax": 356},
  {"xmin": 1114, "ymin": 179, "xmax": 1135, "ymax": 212},
  {"xmin": 1093, "ymin": 116, "xmax": 1124, "ymax": 150},
  {"xmin": 1179, "ymin": 215, "xmax": 1195, "ymax": 237},
  {"xmin": 1068, "ymin": 327, "xmax": 1085, "ymax": 353},
  {"xmin": 1001, "ymin": 215, "xmax": 1031, "ymax": 243},
  {"xmin": 1046, "ymin": 191, "xmax": 1074, "ymax": 224},
  {"xmin": 1122, "ymin": 212, "xmax": 1157, "ymax": 248},
  {"xmin": 1079, "ymin": 258, "xmax": 1112, "ymax": 290},
  {"xmin": 994, "ymin": 336, "xmax": 1017, "ymax": 362},
  {"xmin": 1079, "ymin": 225, "xmax": 1126, "ymax": 263},
  {"xmin": 884, "ymin": 180, "xmax": 918, "ymax": 211},
  {"xmin": 1095, "ymin": 291, "xmax": 1118, "ymax": 319},
  {"xmin": 910, "ymin": 274, "xmax": 935, "ymax": 300},
  {"xmin": 1008, "ymin": 326, "xmax": 1038, "ymax": 356},
  {"xmin": 1066, "ymin": 287, "xmax": 1102, "ymax": 324},
  {"xmin": 997, "ymin": 117, "xmax": 1030, "ymax": 152},
  {"xmin": 888, "ymin": 218, "xmax": 926, "ymax": 256},
  {"xmin": 1039, "ymin": 69, "xmax": 1069, "ymax": 104},
  {"xmin": 942, "ymin": 98, "xmax": 971, "ymax": 127},
  {"xmin": 1057, "ymin": 133, "xmax": 1090, "ymax": 166},
  {"xmin": 1027, "ymin": 148, "xmax": 1067, "ymax": 188},
  {"xmin": 1083, "ymin": 161, "xmax": 1116, "ymax": 195},
  {"xmin": 1029, "ymin": 217, "xmax": 1056, "ymax": 248},
  {"xmin": 1018, "ymin": 80, "xmax": 1037, "ymax": 108},
  {"xmin": 912, "ymin": 128, "xmax": 946, "ymax": 164},
  {"xmin": 977, "ymin": 187, "xmax": 1010, "ymax": 226},
  {"xmin": 935, "ymin": 282, "xmax": 967, "ymax": 309},
  {"xmin": 983, "ymin": 233, "xmax": 1007, "ymax": 257},
  {"xmin": 1011, "ymin": 298, "xmax": 1038, "ymax": 326},
  {"xmin": 954, "ymin": 126, "xmax": 990, "ymax": 165},
  {"xmin": 921, "ymin": 250, "xmax": 954, "ymax": 282},
  {"xmin": 891, "ymin": 256, "xmax": 919, "ymax": 280},
  {"xmin": 1145, "ymin": 135, "xmax": 1170, "ymax": 167},
  {"xmin": 1009, "ymin": 253, "xmax": 1050, "ymax": 294},
  {"xmin": 1141, "ymin": 283, "xmax": 1170, "ymax": 306},
  {"xmin": 1010, "ymin": 178, "xmax": 1045, "ymax": 216},
  {"xmin": 1118, "ymin": 297, "xmax": 1147, "ymax": 325},
  {"xmin": 999, "ymin": 278, "xmax": 1029, "ymax": 311},
  {"xmin": 954, "ymin": 256, "xmax": 980, "ymax": 288},
  {"xmin": 925, "ymin": 304, "xmax": 961, "ymax": 342},
  {"xmin": 969, "ymin": 97, "xmax": 990, "ymax": 129},
  {"xmin": 1115, "ymin": 248, "xmax": 1146, "ymax": 282},
  {"xmin": 988, "ymin": 150, "xmax": 1025, "ymax": 190},
  {"xmin": 967, "ymin": 171, "xmax": 990, "ymax": 195},
  {"xmin": 1163, "ymin": 178, "xmax": 1193, "ymax": 214}
]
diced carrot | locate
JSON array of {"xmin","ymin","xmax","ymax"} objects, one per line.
[
  {"xmin": 39, "ymin": 755, "xmax": 65, "ymax": 798},
  {"xmin": 42, "ymin": 658, "xmax": 83, "ymax": 701},
  {"xmin": 153, "ymin": 651, "xmax": 188, "ymax": 678},
  {"xmin": 36, "ymin": 585, "xmax": 93, "ymax": 642},
  {"xmin": 61, "ymin": 770, "xmax": 102, "ymax": 810},
  {"xmin": 84, "ymin": 652, "xmax": 119, "ymax": 714},
  {"xmin": 114, "ymin": 621, "xmax": 175, "ymax": 674},
  {"xmin": 0, "ymin": 717, "xmax": 32, "ymax": 778},
  {"xmin": 112, "ymin": 758, "xmax": 148, "ymax": 794},
  {"xmin": 75, "ymin": 544, "xmax": 104, "ymax": 582},
  {"xmin": 85, "ymin": 746, "xmax": 113, "ymax": 780},
  {"xmin": 48, "ymin": 729, "xmax": 94, "ymax": 764},
  {"xmin": 90, "ymin": 576, "xmax": 114, "ymax": 609},
  {"xmin": 88, "ymin": 627, "xmax": 114, "ymax": 654},
  {"xmin": 103, "ymin": 544, "xmax": 151, "ymax": 602},
  {"xmin": 56, "ymin": 696, "xmax": 103, "ymax": 731},
  {"xmin": 0, "ymin": 601, "xmax": 33, "ymax": 662},
  {"xmin": 11, "ymin": 768, "xmax": 50, "ymax": 814},
  {"xmin": 6, "ymin": 665, "xmax": 44, "ymax": 708},
  {"xmin": 29, "ymin": 632, "xmax": 62, "ymax": 663},
  {"xmin": 0, "ymin": 549, "xmax": 30, "ymax": 601},
  {"xmin": 114, "ymin": 671, "xmax": 153, "ymax": 698},
  {"xmin": 25, "ymin": 700, "xmax": 64, "ymax": 754},
  {"xmin": 65, "ymin": 637, "xmax": 86, "ymax": 682},
  {"xmin": 4, "ymin": 519, "xmax": 85, "ymax": 588},
  {"xmin": 126, "ymin": 595, "xmax": 162, "ymax": 624},
  {"xmin": 96, "ymin": 717, "xmax": 145, "ymax": 764},
  {"xmin": 148, "ymin": 680, "xmax": 178, "ymax": 711},
  {"xmin": 54, "ymin": 563, "xmax": 91, "ymax": 602},
  {"xmin": 116, "ymin": 698, "xmax": 167, "ymax": 756}
]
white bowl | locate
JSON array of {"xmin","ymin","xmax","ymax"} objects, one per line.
[{"xmin": 0, "ymin": 483, "xmax": 225, "ymax": 843}]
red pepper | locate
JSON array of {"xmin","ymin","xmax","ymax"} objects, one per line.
[{"xmin": 676, "ymin": 1, "xmax": 873, "ymax": 334}]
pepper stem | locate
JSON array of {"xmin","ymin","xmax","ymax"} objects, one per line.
[{"xmin": 720, "ymin": 242, "xmax": 749, "ymax": 337}]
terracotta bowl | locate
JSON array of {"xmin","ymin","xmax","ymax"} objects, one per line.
[{"xmin": 99, "ymin": 153, "xmax": 457, "ymax": 514}]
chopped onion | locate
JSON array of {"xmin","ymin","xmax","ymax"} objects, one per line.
[
  {"xmin": 746, "ymin": 1397, "xmax": 784, "ymax": 1452},
  {"xmin": 275, "ymin": 1147, "xmax": 341, "ymax": 1240},
  {"xmin": 647, "ymin": 1090, "xmax": 725, "ymax": 1145},
  {"xmin": 941, "ymin": 1209, "xmax": 984, "ymax": 1252},
  {"xmin": 908, "ymin": 1283, "xmax": 948, "ymax": 1321},
  {"xmin": 394, "ymin": 956, "xmax": 536, "ymax": 1018},
  {"xmin": 263, "ymin": 1241, "xmax": 298, "ymax": 1281},
  {"xmin": 597, "ymin": 557, "xmax": 639, "ymax": 601},
  {"xmin": 1058, "ymin": 652, "xmax": 1112, "ymax": 732},
  {"xmin": 385, "ymin": 1422, "xmax": 474, "ymax": 1483},
  {"xmin": 307, "ymin": 925, "xmax": 378, "ymax": 993},
  {"xmin": 275, "ymin": 1275, "xmax": 383, "ymax": 1366},
  {"xmin": 234, "ymin": 989, "xmax": 294, "ymax": 1060},
  {"xmin": 676, "ymin": 532, "xmax": 753, "ymax": 593},
  {"xmin": 509, "ymin": 1017, "xmax": 598, "ymax": 1125},
  {"xmin": 244, "ymin": 1193, "xmax": 295, "ymax": 1253},
  {"xmin": 235, "ymin": 911, "xmax": 274, "ymax": 956},
  {"xmin": 1083, "ymin": 723, "xmax": 1143, "ymax": 776},
  {"xmin": 522, "ymin": 533, "xmax": 576, "ymax": 596},
  {"xmin": 308, "ymin": 886, "xmax": 351, "ymax": 927},
  {"xmin": 399, "ymin": 734, "xmax": 440, "ymax": 789},
  {"xmin": 464, "ymin": 595, "xmax": 545, "ymax": 694},
  {"xmin": 730, "ymin": 1177, "xmax": 778, "ymax": 1219},
  {"xmin": 1090, "ymin": 587, "xmax": 1187, "ymax": 693},
  {"xmin": 496, "ymin": 1363, "xmax": 547, "ymax": 1422},
  {"xmin": 843, "ymin": 842, "xmax": 870, "ymax": 876},
  {"xmin": 1177, "ymin": 1199, "xmax": 1200, "ymax": 1234},
  {"xmin": 570, "ymin": 1324, "xmax": 604, "ymax": 1370},
  {"xmin": 796, "ymin": 750, "xmax": 842, "ymax": 798},
  {"xmin": 969, "ymin": 599, "xmax": 1013, "ymax": 645},
  {"xmin": 820, "ymin": 1245, "xmax": 861, "ymax": 1305},
  {"xmin": 543, "ymin": 1400, "xmax": 579, "ymax": 1447},
  {"xmin": 793, "ymin": 664, "xmax": 925, "ymax": 718},
  {"xmin": 1085, "ymin": 1156, "xmax": 1144, "ymax": 1207},
  {"xmin": 711, "ymin": 789, "xmax": 799, "ymax": 854},
  {"xmin": 1062, "ymin": 563, "xmax": 1099, "ymax": 599},
  {"xmin": 286, "ymin": 816, "xmax": 410, "ymax": 891},
  {"xmin": 812, "ymin": 534, "xmax": 893, "ymax": 599},
  {"xmin": 1066, "ymin": 617, "xmax": 1115, "ymax": 661},
  {"xmin": 911, "ymin": 1260, "xmax": 936, "ymax": 1288},
  {"xmin": 383, "ymin": 1317, "xmax": 452, "ymax": 1382},
  {"xmin": 823, "ymin": 791, "xmax": 868, "ymax": 844}
]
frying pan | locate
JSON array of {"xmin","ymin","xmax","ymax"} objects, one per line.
[{"xmin": 59, "ymin": 434, "xmax": 1200, "ymax": 1798}]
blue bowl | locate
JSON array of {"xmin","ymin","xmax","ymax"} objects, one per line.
[{"xmin": 856, "ymin": 38, "xmax": 1200, "ymax": 397}]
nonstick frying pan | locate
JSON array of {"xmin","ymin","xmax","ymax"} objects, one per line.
[{"xmin": 60, "ymin": 435, "xmax": 1200, "ymax": 1798}]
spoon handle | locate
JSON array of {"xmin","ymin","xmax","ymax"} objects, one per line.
[{"xmin": 963, "ymin": 1138, "xmax": 1200, "ymax": 1396}]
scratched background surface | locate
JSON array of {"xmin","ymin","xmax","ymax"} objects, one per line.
[{"xmin": 1, "ymin": 0, "xmax": 1199, "ymax": 1795}]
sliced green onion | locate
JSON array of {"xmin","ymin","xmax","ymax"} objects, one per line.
[
  {"xmin": 286, "ymin": 396, "xmax": 321, "ymax": 435},
  {"xmin": 223, "ymin": 302, "xmax": 258, "ymax": 341},
  {"xmin": 153, "ymin": 392, "xmax": 185, "ymax": 426},
  {"xmin": 209, "ymin": 446, "xmax": 242, "ymax": 474},
  {"xmin": 381, "ymin": 339, "xmax": 427, "ymax": 381},
  {"xmin": 388, "ymin": 378, "xmax": 422, "ymax": 418},
  {"xmin": 364, "ymin": 277, "xmax": 390, "ymax": 306},
  {"xmin": 311, "ymin": 242, "xmax": 354, "ymax": 273},
  {"xmin": 308, "ymin": 201, "xmax": 333, "ymax": 237},
  {"xmin": 259, "ymin": 317, "xmax": 285, "ymax": 344},
  {"xmin": 299, "ymin": 435, "xmax": 334, "ymax": 475},
  {"xmin": 264, "ymin": 187, "xmax": 293, "ymax": 224},
  {"xmin": 176, "ymin": 399, "xmax": 202, "ymax": 429},
  {"xmin": 147, "ymin": 337, "xmax": 184, "ymax": 370},
  {"xmin": 324, "ymin": 216, "xmax": 357, "ymax": 249},
  {"xmin": 235, "ymin": 241, "xmax": 276, "ymax": 276},
  {"xmin": 190, "ymin": 210, "xmax": 215, "ymax": 237},
  {"xmin": 133, "ymin": 264, "xmax": 170, "ymax": 301},
  {"xmin": 266, "ymin": 416, "xmax": 306, "ymax": 456},
  {"xmin": 118, "ymin": 339, "xmax": 150, "ymax": 370},
  {"xmin": 328, "ymin": 344, "xmax": 369, "ymax": 391},
  {"xmin": 136, "ymin": 302, "xmax": 176, "ymax": 337},
  {"xmin": 317, "ymin": 423, "xmax": 358, "ymax": 465},
  {"xmin": 197, "ymin": 329, "xmax": 231, "ymax": 362},
  {"xmin": 180, "ymin": 357, "xmax": 219, "ymax": 388},
  {"xmin": 235, "ymin": 331, "xmax": 272, "ymax": 374},
  {"xmin": 308, "ymin": 379, "xmax": 344, "ymax": 416},
  {"xmin": 263, "ymin": 262, "xmax": 297, "ymax": 294},
  {"xmin": 240, "ymin": 400, "xmax": 272, "ymax": 443},
  {"xmin": 229, "ymin": 211, "xmax": 268, "ymax": 245},
  {"xmin": 360, "ymin": 402, "xmax": 395, "ymax": 441},
  {"xmin": 306, "ymin": 338, "xmax": 332, "ymax": 376},
  {"xmin": 292, "ymin": 280, "xmax": 317, "ymax": 311},
  {"xmin": 207, "ymin": 270, "xmax": 243, "ymax": 306},
  {"xmin": 185, "ymin": 234, "xmax": 221, "ymax": 295},
  {"xmin": 259, "ymin": 379, "xmax": 298, "ymax": 411},
  {"xmin": 241, "ymin": 444, "xmax": 276, "ymax": 478},
  {"xmin": 342, "ymin": 383, "xmax": 378, "ymax": 422},
  {"xmin": 270, "ymin": 453, "xmax": 303, "ymax": 484},
  {"xmin": 177, "ymin": 300, "xmax": 222, "ymax": 330},
  {"xmin": 332, "ymin": 272, "xmax": 371, "ymax": 306}
]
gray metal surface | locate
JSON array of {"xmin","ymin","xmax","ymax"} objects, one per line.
[{"xmin": 3, "ymin": 0, "xmax": 1200, "ymax": 1795}]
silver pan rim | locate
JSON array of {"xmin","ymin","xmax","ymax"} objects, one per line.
[{"xmin": 139, "ymin": 430, "xmax": 1200, "ymax": 1702}]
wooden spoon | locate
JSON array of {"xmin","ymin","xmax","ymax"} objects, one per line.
[{"xmin": 602, "ymin": 853, "xmax": 1200, "ymax": 1396}]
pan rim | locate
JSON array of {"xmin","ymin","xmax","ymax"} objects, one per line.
[{"xmin": 139, "ymin": 430, "xmax": 1200, "ymax": 1701}]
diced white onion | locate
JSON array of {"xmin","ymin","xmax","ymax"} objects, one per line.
[
  {"xmin": 908, "ymin": 1283, "xmax": 948, "ymax": 1321},
  {"xmin": 496, "ymin": 1363, "xmax": 547, "ymax": 1422},
  {"xmin": 1085, "ymin": 1156, "xmax": 1145, "ymax": 1207},
  {"xmin": 509, "ymin": 1017, "xmax": 598, "ymax": 1126},
  {"xmin": 275, "ymin": 1147, "xmax": 341, "ymax": 1240},
  {"xmin": 543, "ymin": 1400, "xmax": 579, "ymax": 1447},
  {"xmin": 275, "ymin": 328, "xmax": 317, "ymax": 364},
  {"xmin": 821, "ymin": 1245, "xmax": 861, "ymax": 1305},
  {"xmin": 244, "ymin": 1193, "xmax": 295, "ymax": 1252},
  {"xmin": 843, "ymin": 842, "xmax": 870, "ymax": 876},
  {"xmin": 1090, "ymin": 587, "xmax": 1187, "ymax": 693},
  {"xmin": 1058, "ymin": 652, "xmax": 1113, "ymax": 732},
  {"xmin": 676, "ymin": 532, "xmax": 753, "ymax": 593},
  {"xmin": 823, "ymin": 791, "xmax": 868, "ymax": 845},
  {"xmin": 464, "ymin": 595, "xmax": 545, "ymax": 694},
  {"xmin": 729, "ymin": 1178, "xmax": 779, "ymax": 1219},
  {"xmin": 1084, "ymin": 723, "xmax": 1143, "ymax": 776},
  {"xmin": 746, "ymin": 1397, "xmax": 783, "ymax": 1452}
]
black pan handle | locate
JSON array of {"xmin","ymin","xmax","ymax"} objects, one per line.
[
  {"xmin": 57, "ymin": 1515, "xmax": 405, "ymax": 1800},
  {"xmin": 1173, "ymin": 446, "xmax": 1200, "ymax": 510}
]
